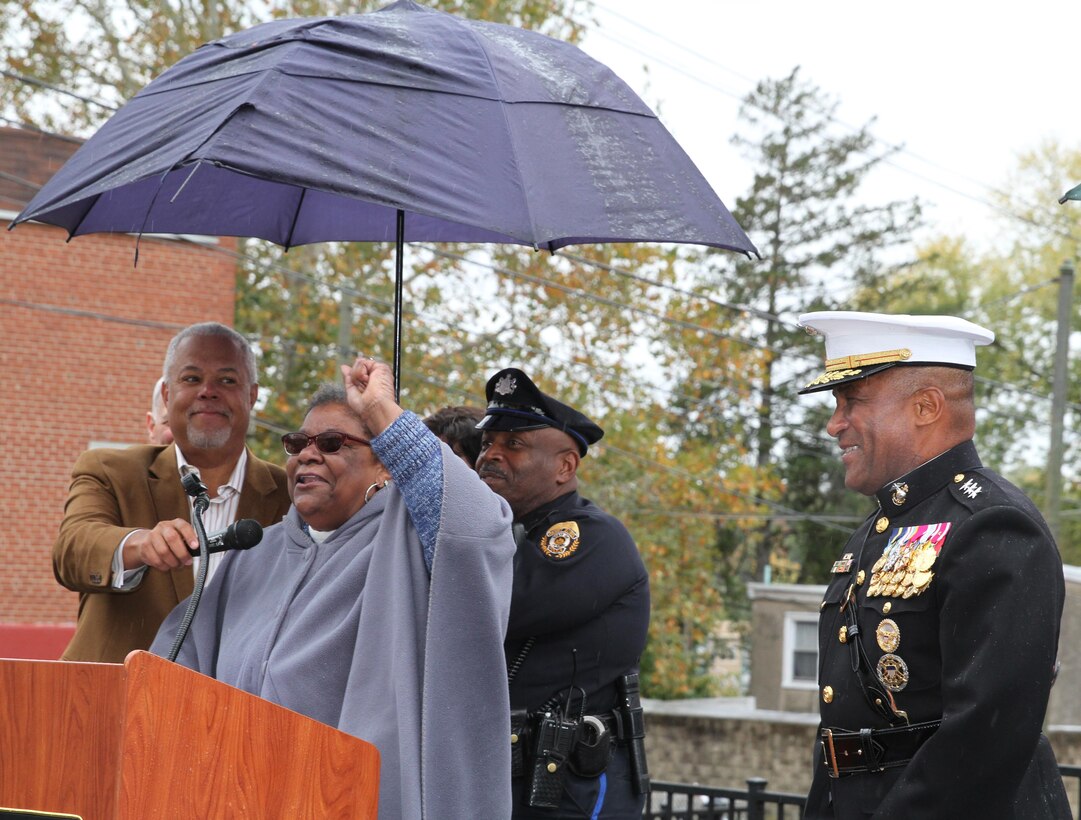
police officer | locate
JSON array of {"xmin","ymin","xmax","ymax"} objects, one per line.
[
  {"xmin": 476, "ymin": 368, "xmax": 650, "ymax": 818},
  {"xmin": 798, "ymin": 311, "xmax": 1071, "ymax": 819}
]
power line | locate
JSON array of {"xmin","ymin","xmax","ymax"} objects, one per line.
[{"xmin": 1, "ymin": 68, "xmax": 119, "ymax": 111}]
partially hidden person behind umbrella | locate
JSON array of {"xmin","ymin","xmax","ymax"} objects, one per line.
[
  {"xmin": 53, "ymin": 322, "xmax": 291, "ymax": 663},
  {"xmin": 475, "ymin": 367, "xmax": 651, "ymax": 818},
  {"xmin": 151, "ymin": 357, "xmax": 517, "ymax": 819},
  {"xmin": 799, "ymin": 311, "xmax": 1071, "ymax": 819},
  {"xmin": 423, "ymin": 404, "xmax": 484, "ymax": 468},
  {"xmin": 146, "ymin": 376, "xmax": 174, "ymax": 445}
]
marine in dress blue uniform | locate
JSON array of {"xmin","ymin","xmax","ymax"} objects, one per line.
[
  {"xmin": 798, "ymin": 311, "xmax": 1071, "ymax": 819},
  {"xmin": 477, "ymin": 368, "xmax": 651, "ymax": 819}
]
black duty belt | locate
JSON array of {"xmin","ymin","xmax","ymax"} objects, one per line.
[{"xmin": 820, "ymin": 719, "xmax": 940, "ymax": 778}]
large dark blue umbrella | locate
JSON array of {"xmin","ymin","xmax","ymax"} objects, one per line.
[{"xmin": 12, "ymin": 0, "xmax": 757, "ymax": 389}]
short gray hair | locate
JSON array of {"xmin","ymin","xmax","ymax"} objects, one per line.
[
  {"xmin": 305, "ymin": 383, "xmax": 356, "ymax": 419},
  {"xmin": 163, "ymin": 322, "xmax": 257, "ymax": 385}
]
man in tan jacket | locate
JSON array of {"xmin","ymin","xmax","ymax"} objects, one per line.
[{"xmin": 54, "ymin": 322, "xmax": 291, "ymax": 662}]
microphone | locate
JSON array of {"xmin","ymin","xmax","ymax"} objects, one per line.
[{"xmin": 187, "ymin": 518, "xmax": 263, "ymax": 556}]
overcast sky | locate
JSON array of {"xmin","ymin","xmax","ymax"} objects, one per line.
[{"xmin": 579, "ymin": 1, "xmax": 1081, "ymax": 250}]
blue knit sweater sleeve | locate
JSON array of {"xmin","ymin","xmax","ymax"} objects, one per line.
[{"xmin": 370, "ymin": 410, "xmax": 442, "ymax": 571}]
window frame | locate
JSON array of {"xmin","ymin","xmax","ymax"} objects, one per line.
[{"xmin": 782, "ymin": 610, "xmax": 820, "ymax": 690}]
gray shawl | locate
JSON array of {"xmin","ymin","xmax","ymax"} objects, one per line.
[{"xmin": 152, "ymin": 413, "xmax": 515, "ymax": 818}]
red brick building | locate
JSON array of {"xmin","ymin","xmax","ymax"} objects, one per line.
[{"xmin": 0, "ymin": 126, "xmax": 238, "ymax": 657}]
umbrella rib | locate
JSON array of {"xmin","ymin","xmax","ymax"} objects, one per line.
[
  {"xmin": 283, "ymin": 186, "xmax": 308, "ymax": 250},
  {"xmin": 456, "ymin": 28, "xmax": 542, "ymax": 250}
]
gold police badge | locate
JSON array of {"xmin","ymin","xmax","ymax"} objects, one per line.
[{"xmin": 541, "ymin": 521, "xmax": 581, "ymax": 559}]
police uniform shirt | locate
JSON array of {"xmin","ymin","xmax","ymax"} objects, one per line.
[
  {"xmin": 506, "ymin": 489, "xmax": 650, "ymax": 716},
  {"xmin": 807, "ymin": 440, "xmax": 1071, "ymax": 819}
]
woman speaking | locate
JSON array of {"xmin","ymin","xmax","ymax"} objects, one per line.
[{"xmin": 152, "ymin": 357, "xmax": 516, "ymax": 818}]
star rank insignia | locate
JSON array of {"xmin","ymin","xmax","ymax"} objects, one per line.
[
  {"xmin": 540, "ymin": 521, "xmax": 580, "ymax": 560},
  {"xmin": 959, "ymin": 478, "xmax": 983, "ymax": 499}
]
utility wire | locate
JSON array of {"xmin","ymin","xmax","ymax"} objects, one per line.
[{"xmin": 1, "ymin": 68, "xmax": 119, "ymax": 111}]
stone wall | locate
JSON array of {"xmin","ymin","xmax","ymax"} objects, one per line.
[{"xmin": 644, "ymin": 701, "xmax": 1081, "ymax": 810}]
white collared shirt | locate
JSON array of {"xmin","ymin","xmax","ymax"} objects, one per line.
[{"xmin": 112, "ymin": 445, "xmax": 249, "ymax": 589}]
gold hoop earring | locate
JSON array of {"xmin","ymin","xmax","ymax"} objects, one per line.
[{"xmin": 364, "ymin": 479, "xmax": 388, "ymax": 504}]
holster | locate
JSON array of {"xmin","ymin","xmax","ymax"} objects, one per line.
[{"xmin": 568, "ymin": 715, "xmax": 613, "ymax": 777}]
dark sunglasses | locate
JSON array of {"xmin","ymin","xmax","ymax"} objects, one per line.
[{"xmin": 281, "ymin": 431, "xmax": 370, "ymax": 456}]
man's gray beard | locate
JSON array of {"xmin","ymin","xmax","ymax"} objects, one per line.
[{"xmin": 186, "ymin": 424, "xmax": 232, "ymax": 450}]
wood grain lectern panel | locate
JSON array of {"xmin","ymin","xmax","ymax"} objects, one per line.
[{"xmin": 0, "ymin": 652, "xmax": 379, "ymax": 819}]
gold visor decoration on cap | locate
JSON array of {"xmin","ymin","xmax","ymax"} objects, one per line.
[
  {"xmin": 803, "ymin": 368, "xmax": 862, "ymax": 389},
  {"xmin": 824, "ymin": 348, "xmax": 912, "ymax": 371}
]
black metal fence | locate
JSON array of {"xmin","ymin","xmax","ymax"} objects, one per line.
[
  {"xmin": 649, "ymin": 766, "xmax": 1081, "ymax": 820},
  {"xmin": 646, "ymin": 779, "xmax": 805, "ymax": 820}
]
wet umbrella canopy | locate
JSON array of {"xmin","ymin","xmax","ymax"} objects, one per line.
[{"xmin": 12, "ymin": 0, "xmax": 757, "ymax": 384}]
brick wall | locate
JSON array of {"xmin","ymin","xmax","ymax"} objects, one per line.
[{"xmin": 0, "ymin": 218, "xmax": 236, "ymax": 649}]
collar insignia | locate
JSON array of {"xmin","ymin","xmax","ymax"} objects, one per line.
[{"xmin": 890, "ymin": 482, "xmax": 909, "ymax": 507}]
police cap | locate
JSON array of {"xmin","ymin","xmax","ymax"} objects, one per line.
[
  {"xmin": 476, "ymin": 368, "xmax": 604, "ymax": 455},
  {"xmin": 797, "ymin": 310, "xmax": 994, "ymax": 394}
]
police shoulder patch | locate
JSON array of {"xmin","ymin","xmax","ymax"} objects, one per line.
[{"xmin": 540, "ymin": 521, "xmax": 581, "ymax": 560}]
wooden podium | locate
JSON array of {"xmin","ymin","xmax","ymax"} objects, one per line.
[{"xmin": 0, "ymin": 651, "xmax": 379, "ymax": 819}]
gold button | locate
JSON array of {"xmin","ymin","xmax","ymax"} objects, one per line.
[
  {"xmin": 547, "ymin": 762, "xmax": 558, "ymax": 773},
  {"xmin": 822, "ymin": 685, "xmax": 834, "ymax": 704},
  {"xmin": 875, "ymin": 698, "xmax": 883, "ymax": 707},
  {"xmin": 954, "ymin": 474, "xmax": 964, "ymax": 483},
  {"xmin": 883, "ymin": 601, "xmax": 892, "ymax": 614},
  {"xmin": 875, "ymin": 517, "xmax": 889, "ymax": 533},
  {"xmin": 838, "ymin": 626, "xmax": 848, "ymax": 644},
  {"xmin": 856, "ymin": 570, "xmax": 866, "ymax": 585},
  {"xmin": 511, "ymin": 733, "xmax": 519, "ymax": 744}
]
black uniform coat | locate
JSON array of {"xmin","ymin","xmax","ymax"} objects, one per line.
[
  {"xmin": 506, "ymin": 489, "xmax": 649, "ymax": 818},
  {"xmin": 805, "ymin": 441, "xmax": 1070, "ymax": 819}
]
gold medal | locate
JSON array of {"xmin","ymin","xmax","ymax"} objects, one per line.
[
  {"xmin": 876, "ymin": 653, "xmax": 909, "ymax": 692},
  {"xmin": 901, "ymin": 585, "xmax": 917, "ymax": 599},
  {"xmin": 913, "ymin": 545, "xmax": 937, "ymax": 572},
  {"xmin": 540, "ymin": 521, "xmax": 580, "ymax": 559},
  {"xmin": 872, "ymin": 554, "xmax": 887, "ymax": 573},
  {"xmin": 912, "ymin": 570, "xmax": 934, "ymax": 590},
  {"xmin": 875, "ymin": 619, "xmax": 900, "ymax": 653}
]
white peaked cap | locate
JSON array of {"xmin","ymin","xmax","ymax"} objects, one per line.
[{"xmin": 797, "ymin": 310, "xmax": 995, "ymax": 394}]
